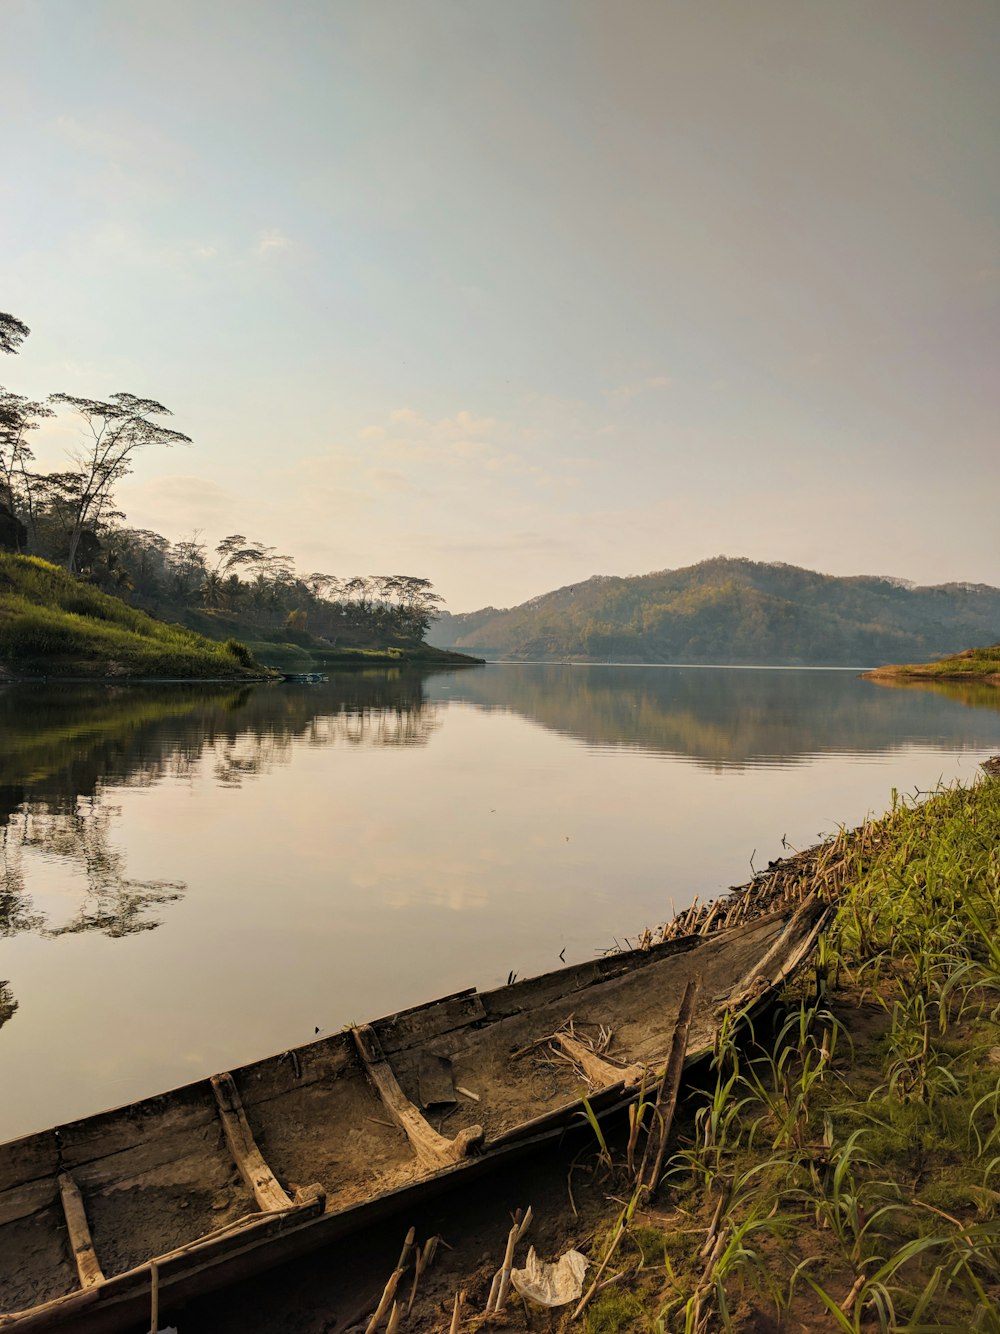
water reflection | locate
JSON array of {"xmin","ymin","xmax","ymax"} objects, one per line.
[
  {"xmin": 1, "ymin": 801, "xmax": 184, "ymax": 938},
  {"xmin": 0, "ymin": 981, "xmax": 15, "ymax": 1034},
  {"xmin": 427, "ymin": 665, "xmax": 1000, "ymax": 767},
  {"xmin": 1, "ymin": 665, "xmax": 999, "ymax": 1139},
  {"xmin": 1, "ymin": 668, "xmax": 996, "ymax": 947},
  {"xmin": 863, "ymin": 675, "xmax": 1000, "ymax": 713},
  {"xmin": 0, "ymin": 674, "xmax": 442, "ymax": 954}
]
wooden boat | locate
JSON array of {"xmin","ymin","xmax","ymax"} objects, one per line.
[{"xmin": 0, "ymin": 894, "xmax": 827, "ymax": 1333}]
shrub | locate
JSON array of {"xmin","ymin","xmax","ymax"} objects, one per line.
[{"xmin": 223, "ymin": 638, "xmax": 257, "ymax": 669}]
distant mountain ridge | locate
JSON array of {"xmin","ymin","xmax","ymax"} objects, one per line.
[{"xmin": 427, "ymin": 558, "xmax": 1000, "ymax": 666}]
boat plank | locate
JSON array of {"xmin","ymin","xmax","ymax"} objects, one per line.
[
  {"xmin": 55, "ymin": 1086, "xmax": 216, "ymax": 1170},
  {"xmin": 374, "ymin": 992, "xmax": 487, "ymax": 1056},
  {"xmin": 476, "ymin": 936, "xmax": 705, "ymax": 1022},
  {"xmin": 0, "ymin": 1176, "xmax": 59, "ymax": 1228},
  {"xmin": 0, "ymin": 1133, "xmax": 59, "ymax": 1196},
  {"xmin": 230, "ymin": 1055, "xmax": 414, "ymax": 1214},
  {"xmin": 230, "ymin": 1033, "xmax": 355, "ymax": 1110}
]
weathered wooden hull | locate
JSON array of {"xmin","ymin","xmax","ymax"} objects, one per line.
[{"xmin": 0, "ymin": 896, "xmax": 827, "ymax": 1332}]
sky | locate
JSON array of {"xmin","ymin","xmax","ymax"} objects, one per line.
[{"xmin": 1, "ymin": 1, "xmax": 997, "ymax": 611}]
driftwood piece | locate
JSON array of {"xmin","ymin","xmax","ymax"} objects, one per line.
[
  {"xmin": 211, "ymin": 1072, "xmax": 324, "ymax": 1214},
  {"xmin": 636, "ymin": 976, "xmax": 700, "ymax": 1196},
  {"xmin": 57, "ymin": 1171, "xmax": 104, "ymax": 1290},
  {"xmin": 551, "ymin": 1032, "xmax": 644, "ymax": 1089},
  {"xmin": 352, "ymin": 1025, "xmax": 483, "ymax": 1169}
]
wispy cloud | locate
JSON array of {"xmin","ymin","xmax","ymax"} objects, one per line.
[
  {"xmin": 604, "ymin": 374, "xmax": 671, "ymax": 404},
  {"xmin": 255, "ymin": 228, "xmax": 292, "ymax": 257},
  {"xmin": 53, "ymin": 112, "xmax": 190, "ymax": 174}
]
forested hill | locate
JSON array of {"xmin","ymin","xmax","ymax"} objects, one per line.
[{"xmin": 427, "ymin": 559, "xmax": 1000, "ymax": 666}]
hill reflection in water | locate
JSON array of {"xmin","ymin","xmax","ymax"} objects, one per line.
[{"xmin": 426, "ymin": 664, "xmax": 1000, "ymax": 768}]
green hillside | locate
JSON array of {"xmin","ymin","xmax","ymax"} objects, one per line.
[
  {"xmin": 0, "ymin": 554, "xmax": 266, "ymax": 679},
  {"xmin": 428, "ymin": 557, "xmax": 1000, "ymax": 666}
]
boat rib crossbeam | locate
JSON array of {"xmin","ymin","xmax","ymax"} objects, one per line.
[
  {"xmin": 351, "ymin": 1024, "xmax": 484, "ymax": 1169},
  {"xmin": 210, "ymin": 1073, "xmax": 325, "ymax": 1213}
]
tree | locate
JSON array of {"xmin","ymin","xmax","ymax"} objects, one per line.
[
  {"xmin": 0, "ymin": 312, "xmax": 30, "ymax": 356},
  {"xmin": 47, "ymin": 393, "xmax": 192, "ymax": 573},
  {"xmin": 0, "ymin": 315, "xmax": 47, "ymax": 550},
  {"xmin": 0, "ymin": 389, "xmax": 54, "ymax": 552}
]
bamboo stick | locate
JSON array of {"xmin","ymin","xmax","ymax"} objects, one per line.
[
  {"xmin": 636, "ymin": 976, "xmax": 701, "ymax": 1197},
  {"xmin": 148, "ymin": 1261, "xmax": 158, "ymax": 1334}
]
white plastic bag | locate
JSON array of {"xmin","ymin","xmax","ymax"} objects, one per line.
[{"xmin": 510, "ymin": 1246, "xmax": 588, "ymax": 1307}]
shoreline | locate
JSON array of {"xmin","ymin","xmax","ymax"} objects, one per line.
[
  {"xmin": 0, "ymin": 649, "xmax": 484, "ymax": 685},
  {"xmin": 863, "ymin": 666, "xmax": 1000, "ymax": 685}
]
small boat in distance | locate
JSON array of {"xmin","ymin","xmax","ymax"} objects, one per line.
[
  {"xmin": 280, "ymin": 672, "xmax": 328, "ymax": 684},
  {"xmin": 0, "ymin": 892, "xmax": 827, "ymax": 1333}
]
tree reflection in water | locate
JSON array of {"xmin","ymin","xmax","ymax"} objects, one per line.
[
  {"xmin": 0, "ymin": 981, "xmax": 16, "ymax": 1033},
  {"xmin": 1, "ymin": 800, "xmax": 184, "ymax": 940},
  {"xmin": 0, "ymin": 672, "xmax": 444, "ymax": 1028}
]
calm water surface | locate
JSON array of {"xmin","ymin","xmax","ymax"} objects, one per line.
[{"xmin": 2, "ymin": 664, "xmax": 999, "ymax": 1140}]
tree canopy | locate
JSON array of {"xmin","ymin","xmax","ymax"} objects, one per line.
[
  {"xmin": 0, "ymin": 312, "xmax": 30, "ymax": 356},
  {"xmin": 0, "ymin": 308, "xmax": 444, "ymax": 648}
]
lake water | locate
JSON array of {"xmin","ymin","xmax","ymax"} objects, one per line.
[{"xmin": 2, "ymin": 664, "xmax": 999, "ymax": 1141}]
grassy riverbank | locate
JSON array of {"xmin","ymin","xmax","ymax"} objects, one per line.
[
  {"xmin": 0, "ymin": 554, "xmax": 479, "ymax": 679},
  {"xmin": 0, "ymin": 554, "xmax": 267, "ymax": 679},
  {"xmin": 414, "ymin": 768, "xmax": 1000, "ymax": 1332},
  {"xmin": 864, "ymin": 643, "xmax": 1000, "ymax": 685},
  {"xmin": 570, "ymin": 769, "xmax": 1000, "ymax": 1332}
]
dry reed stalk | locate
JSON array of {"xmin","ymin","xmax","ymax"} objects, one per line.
[
  {"xmin": 570, "ymin": 1220, "xmax": 626, "ymax": 1321},
  {"xmin": 841, "ymin": 1275, "xmax": 865, "ymax": 1314},
  {"xmin": 699, "ymin": 899, "xmax": 722, "ymax": 935},
  {"xmin": 698, "ymin": 1192, "xmax": 725, "ymax": 1259},
  {"xmin": 364, "ymin": 1227, "xmax": 415, "ymax": 1334},
  {"xmin": 406, "ymin": 1235, "xmax": 439, "ymax": 1315},
  {"xmin": 488, "ymin": 1206, "xmax": 533, "ymax": 1312},
  {"xmin": 484, "ymin": 1270, "xmax": 502, "ymax": 1313},
  {"xmin": 449, "ymin": 1290, "xmax": 466, "ymax": 1333}
]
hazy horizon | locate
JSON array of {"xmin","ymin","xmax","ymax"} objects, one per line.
[{"xmin": 2, "ymin": 1, "xmax": 997, "ymax": 611}]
